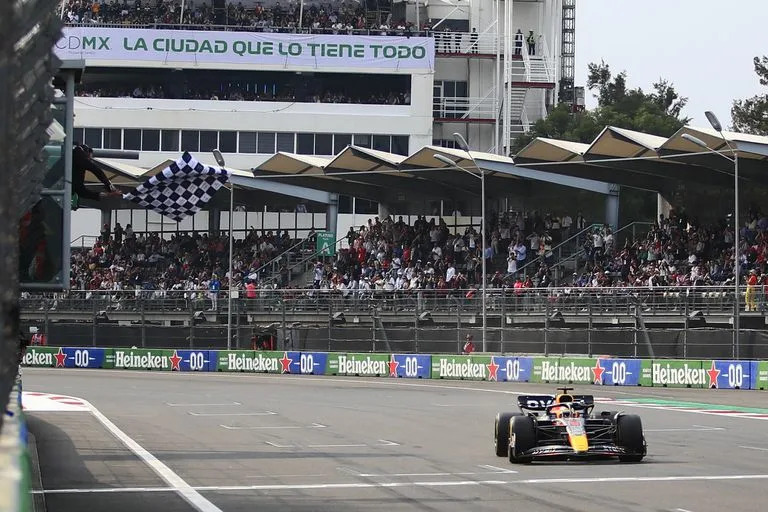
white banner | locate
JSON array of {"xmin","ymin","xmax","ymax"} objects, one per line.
[{"xmin": 55, "ymin": 27, "xmax": 435, "ymax": 72}]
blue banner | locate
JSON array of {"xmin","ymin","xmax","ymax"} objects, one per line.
[
  {"xmin": 598, "ymin": 358, "xmax": 642, "ymax": 386},
  {"xmin": 391, "ymin": 354, "xmax": 431, "ymax": 378},
  {"xmin": 708, "ymin": 360, "xmax": 752, "ymax": 389},
  {"xmin": 62, "ymin": 347, "xmax": 108, "ymax": 368},
  {"xmin": 174, "ymin": 350, "xmax": 213, "ymax": 372},
  {"xmin": 290, "ymin": 351, "xmax": 328, "ymax": 375},
  {"xmin": 493, "ymin": 356, "xmax": 534, "ymax": 382}
]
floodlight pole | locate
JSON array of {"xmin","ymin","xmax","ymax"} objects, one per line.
[
  {"xmin": 682, "ymin": 116, "xmax": 740, "ymax": 358},
  {"xmin": 213, "ymin": 150, "xmax": 233, "ymax": 350},
  {"xmin": 437, "ymin": 133, "xmax": 488, "ymax": 353}
]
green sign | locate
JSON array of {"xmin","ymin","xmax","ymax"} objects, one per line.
[
  {"xmin": 431, "ymin": 355, "xmax": 488, "ymax": 380},
  {"xmin": 532, "ymin": 357, "xmax": 597, "ymax": 384},
  {"xmin": 20, "ymin": 347, "xmax": 60, "ymax": 367},
  {"xmin": 754, "ymin": 361, "xmax": 768, "ymax": 390},
  {"xmin": 316, "ymin": 231, "xmax": 336, "ymax": 256},
  {"xmin": 216, "ymin": 350, "xmax": 282, "ymax": 373},
  {"xmin": 642, "ymin": 359, "xmax": 706, "ymax": 388},
  {"xmin": 113, "ymin": 348, "xmax": 173, "ymax": 370},
  {"xmin": 326, "ymin": 353, "xmax": 389, "ymax": 376}
]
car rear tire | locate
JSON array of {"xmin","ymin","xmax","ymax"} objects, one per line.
[
  {"xmin": 508, "ymin": 415, "xmax": 536, "ymax": 464},
  {"xmin": 616, "ymin": 414, "xmax": 645, "ymax": 462},
  {"xmin": 494, "ymin": 412, "xmax": 521, "ymax": 457}
]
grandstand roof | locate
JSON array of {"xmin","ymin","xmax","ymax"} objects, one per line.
[
  {"xmin": 95, "ymin": 125, "xmax": 768, "ymax": 211},
  {"xmin": 512, "ymin": 125, "xmax": 768, "ymax": 192}
]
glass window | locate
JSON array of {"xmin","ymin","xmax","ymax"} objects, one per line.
[
  {"xmin": 355, "ymin": 198, "xmax": 378, "ymax": 215},
  {"xmin": 84, "ymin": 128, "xmax": 102, "ymax": 148},
  {"xmin": 103, "ymin": 128, "xmax": 122, "ymax": 149},
  {"xmin": 73, "ymin": 128, "xmax": 85, "ymax": 146},
  {"xmin": 276, "ymin": 132, "xmax": 294, "ymax": 153},
  {"xmin": 239, "ymin": 132, "xmax": 257, "ymax": 153},
  {"xmin": 455, "ymin": 81, "xmax": 468, "ymax": 97},
  {"xmin": 124, "ymin": 129, "xmax": 141, "ymax": 150},
  {"xmin": 333, "ymin": 134, "xmax": 352, "ymax": 154},
  {"xmin": 338, "ymin": 195, "xmax": 352, "ymax": 214},
  {"xmin": 314, "ymin": 134, "xmax": 332, "ymax": 155},
  {"xmin": 142, "ymin": 129, "xmax": 160, "ymax": 151},
  {"xmin": 257, "ymin": 132, "xmax": 276, "ymax": 154},
  {"xmin": 373, "ymin": 135, "xmax": 390, "ymax": 152},
  {"xmin": 391, "ymin": 135, "xmax": 409, "ymax": 156},
  {"xmin": 161, "ymin": 130, "xmax": 179, "ymax": 152},
  {"xmin": 443, "ymin": 81, "xmax": 456, "ymax": 97},
  {"xmin": 353, "ymin": 134, "xmax": 371, "ymax": 148},
  {"xmin": 199, "ymin": 130, "xmax": 218, "ymax": 152},
  {"xmin": 297, "ymin": 133, "xmax": 314, "ymax": 155},
  {"xmin": 181, "ymin": 130, "xmax": 199, "ymax": 152},
  {"xmin": 219, "ymin": 131, "xmax": 236, "ymax": 153}
]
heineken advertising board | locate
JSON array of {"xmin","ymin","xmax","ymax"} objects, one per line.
[
  {"xmin": 21, "ymin": 346, "xmax": 65, "ymax": 368},
  {"xmin": 174, "ymin": 350, "xmax": 214, "ymax": 372},
  {"xmin": 705, "ymin": 360, "xmax": 753, "ymax": 389},
  {"xmin": 326, "ymin": 353, "xmax": 389, "ymax": 376},
  {"xmin": 286, "ymin": 351, "xmax": 327, "ymax": 375},
  {"xmin": 391, "ymin": 354, "xmax": 431, "ymax": 379},
  {"xmin": 55, "ymin": 28, "xmax": 435, "ymax": 72},
  {"xmin": 752, "ymin": 361, "xmax": 768, "ymax": 390},
  {"xmin": 431, "ymin": 355, "xmax": 490, "ymax": 380},
  {"xmin": 17, "ymin": 346, "xmax": 768, "ymax": 394},
  {"xmin": 641, "ymin": 360, "xmax": 707, "ymax": 388},
  {"xmin": 215, "ymin": 350, "xmax": 287, "ymax": 373},
  {"xmin": 112, "ymin": 348, "xmax": 175, "ymax": 371}
]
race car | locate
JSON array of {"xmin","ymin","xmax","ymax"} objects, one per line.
[{"xmin": 494, "ymin": 387, "xmax": 646, "ymax": 463}]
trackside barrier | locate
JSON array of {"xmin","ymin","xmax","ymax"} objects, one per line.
[
  {"xmin": 19, "ymin": 346, "xmax": 768, "ymax": 390},
  {"xmin": 0, "ymin": 377, "xmax": 31, "ymax": 512}
]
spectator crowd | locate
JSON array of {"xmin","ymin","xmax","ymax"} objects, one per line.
[
  {"xmin": 557, "ymin": 208, "xmax": 768, "ymax": 301},
  {"xmin": 62, "ymin": 0, "xmax": 409, "ymax": 33},
  {"xmin": 67, "ymin": 209, "xmax": 589, "ymax": 304},
  {"xmin": 77, "ymin": 83, "xmax": 411, "ymax": 105}
]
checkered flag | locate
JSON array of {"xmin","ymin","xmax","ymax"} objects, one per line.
[{"xmin": 123, "ymin": 152, "xmax": 230, "ymax": 222}]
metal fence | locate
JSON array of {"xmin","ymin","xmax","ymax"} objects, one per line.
[
  {"xmin": 20, "ymin": 286, "xmax": 768, "ymax": 359},
  {"xmin": 2, "ymin": 0, "xmax": 62, "ymax": 430}
]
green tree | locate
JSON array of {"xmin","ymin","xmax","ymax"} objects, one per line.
[
  {"xmin": 510, "ymin": 61, "xmax": 689, "ymax": 154},
  {"xmin": 731, "ymin": 56, "xmax": 768, "ymax": 135}
]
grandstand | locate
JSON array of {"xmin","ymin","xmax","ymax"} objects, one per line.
[{"xmin": 22, "ymin": 0, "xmax": 767, "ymax": 361}]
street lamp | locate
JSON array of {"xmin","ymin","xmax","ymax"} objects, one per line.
[
  {"xmin": 681, "ymin": 115, "xmax": 740, "ymax": 358},
  {"xmin": 434, "ymin": 133, "xmax": 488, "ymax": 352},
  {"xmin": 213, "ymin": 149, "xmax": 234, "ymax": 350}
]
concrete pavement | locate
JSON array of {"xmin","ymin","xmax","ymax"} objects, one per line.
[{"xmin": 23, "ymin": 369, "xmax": 768, "ymax": 511}]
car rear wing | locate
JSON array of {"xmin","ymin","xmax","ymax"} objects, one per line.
[{"xmin": 517, "ymin": 395, "xmax": 595, "ymax": 412}]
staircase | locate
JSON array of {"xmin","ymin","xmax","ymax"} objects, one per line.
[
  {"xmin": 510, "ymin": 89, "xmax": 526, "ymax": 125},
  {"xmin": 527, "ymin": 57, "xmax": 553, "ymax": 83}
]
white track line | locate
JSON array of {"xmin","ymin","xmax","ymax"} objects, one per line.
[
  {"xmin": 166, "ymin": 402, "xmax": 241, "ymax": 407},
  {"xmin": 32, "ymin": 473, "xmax": 768, "ymax": 494},
  {"xmin": 87, "ymin": 402, "xmax": 223, "ymax": 512},
  {"xmin": 188, "ymin": 411, "xmax": 276, "ymax": 417},
  {"xmin": 739, "ymin": 445, "xmax": 768, "ymax": 452},
  {"xmin": 645, "ymin": 426, "xmax": 725, "ymax": 432},
  {"xmin": 220, "ymin": 422, "xmax": 327, "ymax": 430}
]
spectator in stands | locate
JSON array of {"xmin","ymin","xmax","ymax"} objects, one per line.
[{"xmin": 462, "ymin": 334, "xmax": 475, "ymax": 354}]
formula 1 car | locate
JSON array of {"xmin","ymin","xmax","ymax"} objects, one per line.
[{"xmin": 494, "ymin": 387, "xmax": 646, "ymax": 463}]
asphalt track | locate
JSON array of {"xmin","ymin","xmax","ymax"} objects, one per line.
[{"xmin": 23, "ymin": 368, "xmax": 768, "ymax": 512}]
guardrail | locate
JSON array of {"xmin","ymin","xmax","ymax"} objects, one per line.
[{"xmin": 19, "ymin": 346, "xmax": 768, "ymax": 390}]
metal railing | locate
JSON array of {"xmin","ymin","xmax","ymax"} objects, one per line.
[
  {"xmin": 20, "ymin": 285, "xmax": 764, "ymax": 317},
  {"xmin": 433, "ymin": 95, "xmax": 496, "ymax": 120},
  {"xmin": 21, "ymin": 286, "xmax": 766, "ymax": 357},
  {"xmin": 513, "ymin": 223, "xmax": 602, "ymax": 278},
  {"xmin": 63, "ymin": 22, "xmax": 497, "ymax": 49}
]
